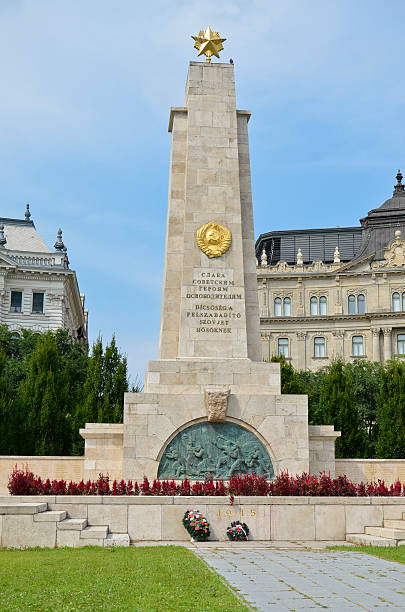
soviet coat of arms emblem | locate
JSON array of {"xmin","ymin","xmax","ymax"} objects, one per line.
[{"xmin": 196, "ymin": 221, "xmax": 232, "ymax": 258}]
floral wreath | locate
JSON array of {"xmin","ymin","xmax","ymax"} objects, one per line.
[
  {"xmin": 183, "ymin": 509, "xmax": 210, "ymax": 541},
  {"xmin": 226, "ymin": 520, "xmax": 250, "ymax": 541}
]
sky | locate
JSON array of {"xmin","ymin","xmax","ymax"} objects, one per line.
[{"xmin": 0, "ymin": 1, "xmax": 403, "ymax": 382}]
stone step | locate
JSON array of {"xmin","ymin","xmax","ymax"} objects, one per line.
[
  {"xmin": 0, "ymin": 502, "xmax": 47, "ymax": 515},
  {"xmin": 104, "ymin": 533, "xmax": 130, "ymax": 547},
  {"xmin": 384, "ymin": 519, "xmax": 405, "ymax": 530},
  {"xmin": 365, "ymin": 526, "xmax": 405, "ymax": 539},
  {"xmin": 81, "ymin": 526, "xmax": 108, "ymax": 539},
  {"xmin": 34, "ymin": 510, "xmax": 67, "ymax": 522},
  {"xmin": 57, "ymin": 518, "xmax": 88, "ymax": 531},
  {"xmin": 346, "ymin": 533, "xmax": 397, "ymax": 547}
]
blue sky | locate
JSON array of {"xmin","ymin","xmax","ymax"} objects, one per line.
[{"xmin": 0, "ymin": 1, "xmax": 403, "ymax": 381}]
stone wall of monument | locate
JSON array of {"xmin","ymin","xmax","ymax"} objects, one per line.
[
  {"xmin": 0, "ymin": 456, "xmax": 84, "ymax": 494},
  {"xmin": 335, "ymin": 459, "xmax": 405, "ymax": 486},
  {"xmin": 2, "ymin": 495, "xmax": 405, "ymax": 546}
]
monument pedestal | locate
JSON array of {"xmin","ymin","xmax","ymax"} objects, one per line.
[{"xmin": 123, "ymin": 365, "xmax": 309, "ymax": 481}]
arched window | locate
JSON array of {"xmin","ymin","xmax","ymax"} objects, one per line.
[
  {"xmin": 357, "ymin": 294, "xmax": 365, "ymax": 315},
  {"xmin": 274, "ymin": 297, "xmax": 282, "ymax": 316},
  {"xmin": 348, "ymin": 294, "xmax": 356, "ymax": 314},
  {"xmin": 314, "ymin": 337, "xmax": 325, "ymax": 358},
  {"xmin": 278, "ymin": 338, "xmax": 289, "ymax": 358},
  {"xmin": 319, "ymin": 296, "xmax": 327, "ymax": 315},
  {"xmin": 283, "ymin": 297, "xmax": 291, "ymax": 316},
  {"xmin": 397, "ymin": 334, "xmax": 405, "ymax": 355},
  {"xmin": 402, "ymin": 292, "xmax": 405, "ymax": 311},
  {"xmin": 392, "ymin": 292, "xmax": 400, "ymax": 312},
  {"xmin": 310, "ymin": 296, "xmax": 318, "ymax": 315},
  {"xmin": 352, "ymin": 335, "xmax": 364, "ymax": 356}
]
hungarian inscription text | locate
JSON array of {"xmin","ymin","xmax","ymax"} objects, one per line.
[{"xmin": 184, "ymin": 269, "xmax": 244, "ymax": 334}]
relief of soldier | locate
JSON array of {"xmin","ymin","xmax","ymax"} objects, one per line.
[{"xmin": 158, "ymin": 423, "xmax": 273, "ymax": 480}]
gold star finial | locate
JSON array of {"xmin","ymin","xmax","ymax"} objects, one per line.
[{"xmin": 191, "ymin": 27, "xmax": 226, "ymax": 63}]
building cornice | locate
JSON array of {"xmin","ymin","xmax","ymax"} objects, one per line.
[{"xmin": 260, "ymin": 312, "xmax": 405, "ymax": 325}]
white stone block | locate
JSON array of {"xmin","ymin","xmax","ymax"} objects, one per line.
[
  {"xmin": 88, "ymin": 504, "xmax": 127, "ymax": 533},
  {"xmin": 2, "ymin": 515, "xmax": 56, "ymax": 548},
  {"xmin": 271, "ymin": 505, "xmax": 315, "ymax": 540},
  {"xmin": 345, "ymin": 505, "xmax": 383, "ymax": 533},
  {"xmin": 128, "ymin": 505, "xmax": 162, "ymax": 541}
]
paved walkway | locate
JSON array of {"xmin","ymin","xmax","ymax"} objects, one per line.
[{"xmin": 194, "ymin": 548, "xmax": 405, "ymax": 611}]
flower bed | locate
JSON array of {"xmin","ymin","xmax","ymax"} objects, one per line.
[{"xmin": 7, "ymin": 465, "xmax": 405, "ymax": 497}]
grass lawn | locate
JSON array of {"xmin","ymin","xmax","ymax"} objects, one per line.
[
  {"xmin": 329, "ymin": 545, "xmax": 405, "ymax": 565},
  {"xmin": 0, "ymin": 546, "xmax": 248, "ymax": 611}
]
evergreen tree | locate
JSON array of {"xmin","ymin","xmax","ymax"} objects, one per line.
[
  {"xmin": 376, "ymin": 358, "xmax": 405, "ymax": 458},
  {"xmin": 72, "ymin": 335, "xmax": 129, "ymax": 454},
  {"xmin": 101, "ymin": 336, "xmax": 128, "ymax": 423},
  {"xmin": 319, "ymin": 360, "xmax": 367, "ymax": 458},
  {"xmin": 270, "ymin": 355, "xmax": 306, "ymax": 394},
  {"xmin": 21, "ymin": 333, "xmax": 70, "ymax": 455},
  {"xmin": 344, "ymin": 360, "xmax": 382, "ymax": 455}
]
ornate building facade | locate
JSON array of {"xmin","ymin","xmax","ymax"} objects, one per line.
[
  {"xmin": 256, "ymin": 172, "xmax": 405, "ymax": 370},
  {"xmin": 0, "ymin": 205, "xmax": 87, "ymax": 340}
]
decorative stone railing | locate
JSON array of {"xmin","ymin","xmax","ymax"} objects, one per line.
[
  {"xmin": 11, "ymin": 254, "xmax": 64, "ymax": 267},
  {"xmin": 256, "ymin": 261, "xmax": 342, "ymax": 274}
]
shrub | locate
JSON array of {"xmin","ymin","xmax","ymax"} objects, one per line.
[{"xmin": 7, "ymin": 466, "xmax": 405, "ymax": 497}]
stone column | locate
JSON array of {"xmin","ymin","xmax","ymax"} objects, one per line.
[
  {"xmin": 383, "ymin": 327, "xmax": 392, "ymax": 361},
  {"xmin": 295, "ymin": 331, "xmax": 307, "ymax": 370},
  {"xmin": 371, "ymin": 328, "xmax": 380, "ymax": 362},
  {"xmin": 159, "ymin": 62, "xmax": 261, "ymax": 361},
  {"xmin": 261, "ymin": 332, "xmax": 270, "ymax": 361},
  {"xmin": 332, "ymin": 330, "xmax": 344, "ymax": 358}
]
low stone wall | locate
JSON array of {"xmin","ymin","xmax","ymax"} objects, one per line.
[
  {"xmin": 0, "ymin": 457, "xmax": 84, "ymax": 494},
  {"xmin": 336, "ymin": 459, "xmax": 405, "ymax": 486},
  {"xmin": 1, "ymin": 495, "xmax": 405, "ymax": 545}
]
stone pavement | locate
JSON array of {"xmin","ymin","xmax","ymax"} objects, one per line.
[{"xmin": 194, "ymin": 548, "xmax": 405, "ymax": 610}]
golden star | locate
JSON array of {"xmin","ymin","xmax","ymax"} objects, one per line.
[{"xmin": 191, "ymin": 26, "xmax": 226, "ymax": 63}]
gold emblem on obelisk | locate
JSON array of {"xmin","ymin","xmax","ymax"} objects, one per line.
[
  {"xmin": 196, "ymin": 221, "xmax": 231, "ymax": 258},
  {"xmin": 192, "ymin": 27, "xmax": 226, "ymax": 63}
]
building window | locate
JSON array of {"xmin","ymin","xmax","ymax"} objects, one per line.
[
  {"xmin": 310, "ymin": 296, "xmax": 318, "ymax": 315},
  {"xmin": 10, "ymin": 291, "xmax": 22, "ymax": 313},
  {"xmin": 348, "ymin": 294, "xmax": 356, "ymax": 314},
  {"xmin": 402, "ymin": 293, "xmax": 405, "ymax": 311},
  {"xmin": 392, "ymin": 292, "xmax": 400, "ymax": 312},
  {"xmin": 32, "ymin": 292, "xmax": 44, "ymax": 314},
  {"xmin": 274, "ymin": 297, "xmax": 282, "ymax": 316},
  {"xmin": 352, "ymin": 335, "xmax": 364, "ymax": 356},
  {"xmin": 283, "ymin": 297, "xmax": 291, "ymax": 316},
  {"xmin": 314, "ymin": 337, "xmax": 325, "ymax": 358},
  {"xmin": 278, "ymin": 338, "xmax": 289, "ymax": 358},
  {"xmin": 397, "ymin": 334, "xmax": 405, "ymax": 355},
  {"xmin": 357, "ymin": 294, "xmax": 365, "ymax": 314},
  {"xmin": 319, "ymin": 296, "xmax": 327, "ymax": 315}
]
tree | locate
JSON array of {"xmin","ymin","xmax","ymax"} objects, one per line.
[
  {"xmin": 376, "ymin": 358, "xmax": 405, "ymax": 458},
  {"xmin": 72, "ymin": 335, "xmax": 129, "ymax": 454},
  {"xmin": 344, "ymin": 360, "xmax": 382, "ymax": 455},
  {"xmin": 21, "ymin": 333, "xmax": 70, "ymax": 455},
  {"xmin": 270, "ymin": 355, "xmax": 306, "ymax": 394},
  {"xmin": 319, "ymin": 360, "xmax": 367, "ymax": 458}
]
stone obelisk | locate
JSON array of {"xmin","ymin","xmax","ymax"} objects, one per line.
[
  {"xmin": 121, "ymin": 48, "xmax": 309, "ymax": 481},
  {"xmin": 158, "ymin": 61, "xmax": 261, "ymax": 362}
]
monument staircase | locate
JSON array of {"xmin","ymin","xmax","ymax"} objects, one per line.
[
  {"xmin": 347, "ymin": 514, "xmax": 405, "ymax": 547},
  {"xmin": 0, "ymin": 502, "xmax": 130, "ymax": 547}
]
